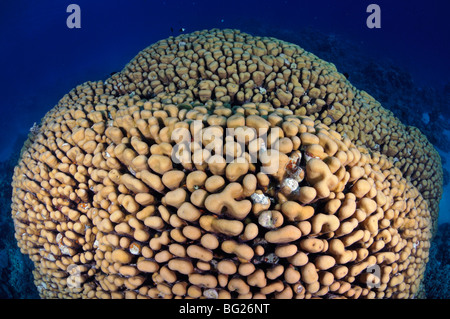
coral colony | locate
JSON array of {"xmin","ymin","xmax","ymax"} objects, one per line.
[{"xmin": 11, "ymin": 29, "xmax": 442, "ymax": 299}]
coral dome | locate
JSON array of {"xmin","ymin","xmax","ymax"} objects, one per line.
[{"xmin": 11, "ymin": 29, "xmax": 442, "ymax": 299}]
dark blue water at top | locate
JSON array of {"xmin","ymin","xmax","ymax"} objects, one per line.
[{"xmin": 0, "ymin": 0, "xmax": 449, "ymax": 161}]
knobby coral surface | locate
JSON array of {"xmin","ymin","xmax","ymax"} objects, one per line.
[{"xmin": 11, "ymin": 29, "xmax": 441, "ymax": 299}]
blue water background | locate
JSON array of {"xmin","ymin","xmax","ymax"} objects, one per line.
[
  {"xmin": 0, "ymin": 0, "xmax": 449, "ymax": 298},
  {"xmin": 1, "ymin": 0, "xmax": 449, "ymax": 154}
]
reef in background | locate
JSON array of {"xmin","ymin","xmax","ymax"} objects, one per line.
[
  {"xmin": 424, "ymin": 223, "xmax": 450, "ymax": 298},
  {"xmin": 0, "ymin": 134, "xmax": 39, "ymax": 298}
]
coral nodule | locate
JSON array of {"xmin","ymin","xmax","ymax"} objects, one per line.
[{"xmin": 11, "ymin": 29, "xmax": 442, "ymax": 299}]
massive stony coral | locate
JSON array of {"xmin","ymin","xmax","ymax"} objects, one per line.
[{"xmin": 11, "ymin": 29, "xmax": 439, "ymax": 299}]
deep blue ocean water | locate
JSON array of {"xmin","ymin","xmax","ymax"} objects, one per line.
[
  {"xmin": 0, "ymin": 0, "xmax": 449, "ymax": 299},
  {"xmin": 1, "ymin": 0, "xmax": 449, "ymax": 162}
]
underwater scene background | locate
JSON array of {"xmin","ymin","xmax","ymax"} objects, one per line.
[{"xmin": 0, "ymin": 0, "xmax": 449, "ymax": 299}]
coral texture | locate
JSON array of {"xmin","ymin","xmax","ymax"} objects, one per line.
[{"xmin": 11, "ymin": 29, "xmax": 441, "ymax": 299}]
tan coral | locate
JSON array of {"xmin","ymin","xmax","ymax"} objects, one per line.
[
  {"xmin": 204, "ymin": 183, "xmax": 252, "ymax": 220},
  {"xmin": 10, "ymin": 29, "xmax": 438, "ymax": 300},
  {"xmin": 306, "ymin": 158, "xmax": 339, "ymax": 199}
]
